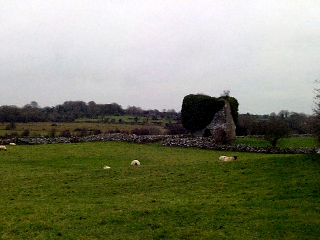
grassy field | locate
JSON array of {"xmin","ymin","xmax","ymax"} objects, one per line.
[
  {"xmin": 0, "ymin": 122, "xmax": 166, "ymax": 137},
  {"xmin": 75, "ymin": 115, "xmax": 177, "ymax": 125},
  {"xmin": 1, "ymin": 142, "xmax": 319, "ymax": 239},
  {"xmin": 235, "ymin": 136, "xmax": 318, "ymax": 148}
]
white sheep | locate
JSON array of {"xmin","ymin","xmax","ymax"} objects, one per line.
[
  {"xmin": 131, "ymin": 160, "xmax": 140, "ymax": 166},
  {"xmin": 0, "ymin": 145, "xmax": 7, "ymax": 151},
  {"xmin": 103, "ymin": 166, "xmax": 111, "ymax": 170},
  {"xmin": 219, "ymin": 156, "xmax": 238, "ymax": 162},
  {"xmin": 9, "ymin": 143, "xmax": 16, "ymax": 146}
]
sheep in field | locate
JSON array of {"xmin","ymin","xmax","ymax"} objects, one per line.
[
  {"xmin": 131, "ymin": 160, "xmax": 140, "ymax": 166},
  {"xmin": 0, "ymin": 145, "xmax": 7, "ymax": 151},
  {"xmin": 9, "ymin": 143, "xmax": 16, "ymax": 146},
  {"xmin": 103, "ymin": 166, "xmax": 111, "ymax": 170},
  {"xmin": 219, "ymin": 156, "xmax": 237, "ymax": 162}
]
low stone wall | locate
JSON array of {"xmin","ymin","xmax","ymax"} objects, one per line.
[
  {"xmin": 162, "ymin": 137, "xmax": 317, "ymax": 154},
  {"xmin": 1, "ymin": 134, "xmax": 316, "ymax": 154},
  {"xmin": 237, "ymin": 134, "xmax": 313, "ymax": 138},
  {"xmin": 2, "ymin": 134, "xmax": 184, "ymax": 145}
]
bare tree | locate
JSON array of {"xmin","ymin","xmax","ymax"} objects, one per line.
[
  {"xmin": 264, "ymin": 118, "xmax": 290, "ymax": 147},
  {"xmin": 220, "ymin": 90, "xmax": 230, "ymax": 97},
  {"xmin": 313, "ymin": 80, "xmax": 320, "ymax": 141}
]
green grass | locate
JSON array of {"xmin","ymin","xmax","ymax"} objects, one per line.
[
  {"xmin": 1, "ymin": 142, "xmax": 319, "ymax": 239},
  {"xmin": 235, "ymin": 136, "xmax": 318, "ymax": 148},
  {"xmin": 75, "ymin": 115, "xmax": 177, "ymax": 124},
  {"xmin": 0, "ymin": 122, "xmax": 165, "ymax": 137}
]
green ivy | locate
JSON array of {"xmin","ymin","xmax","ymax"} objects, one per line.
[{"xmin": 181, "ymin": 94, "xmax": 225, "ymax": 133}]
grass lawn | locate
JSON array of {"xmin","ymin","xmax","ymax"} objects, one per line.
[
  {"xmin": 235, "ymin": 136, "xmax": 318, "ymax": 148},
  {"xmin": 1, "ymin": 142, "xmax": 319, "ymax": 239}
]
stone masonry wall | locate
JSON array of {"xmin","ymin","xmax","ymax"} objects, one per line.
[
  {"xmin": 194, "ymin": 101, "xmax": 236, "ymax": 142},
  {"xmin": 162, "ymin": 137, "xmax": 316, "ymax": 154},
  {"xmin": 1, "ymin": 134, "xmax": 316, "ymax": 154}
]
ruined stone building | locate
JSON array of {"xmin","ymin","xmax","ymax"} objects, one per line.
[{"xmin": 194, "ymin": 101, "xmax": 236, "ymax": 143}]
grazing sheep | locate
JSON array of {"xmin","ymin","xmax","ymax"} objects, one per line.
[
  {"xmin": 103, "ymin": 166, "xmax": 111, "ymax": 170},
  {"xmin": 131, "ymin": 160, "xmax": 140, "ymax": 166},
  {"xmin": 0, "ymin": 145, "xmax": 7, "ymax": 151},
  {"xmin": 219, "ymin": 156, "xmax": 238, "ymax": 162},
  {"xmin": 9, "ymin": 143, "xmax": 16, "ymax": 146}
]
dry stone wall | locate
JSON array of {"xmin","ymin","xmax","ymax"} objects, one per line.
[
  {"xmin": 1, "ymin": 134, "xmax": 316, "ymax": 154},
  {"xmin": 7, "ymin": 134, "xmax": 175, "ymax": 145},
  {"xmin": 162, "ymin": 137, "xmax": 316, "ymax": 154}
]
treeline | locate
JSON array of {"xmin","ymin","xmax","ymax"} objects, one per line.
[
  {"xmin": 0, "ymin": 101, "xmax": 179, "ymax": 123},
  {"xmin": 0, "ymin": 101, "xmax": 316, "ymax": 136},
  {"xmin": 237, "ymin": 111, "xmax": 314, "ymax": 135}
]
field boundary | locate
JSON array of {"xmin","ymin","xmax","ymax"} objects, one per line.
[
  {"xmin": 1, "ymin": 133, "xmax": 317, "ymax": 154},
  {"xmin": 162, "ymin": 137, "xmax": 317, "ymax": 154}
]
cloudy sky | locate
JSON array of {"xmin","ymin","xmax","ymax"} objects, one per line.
[{"xmin": 1, "ymin": 1, "xmax": 319, "ymax": 114}]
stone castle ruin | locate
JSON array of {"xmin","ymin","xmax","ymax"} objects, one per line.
[{"xmin": 194, "ymin": 101, "xmax": 236, "ymax": 143}]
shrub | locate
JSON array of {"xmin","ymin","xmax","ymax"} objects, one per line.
[
  {"xmin": 5, "ymin": 122, "xmax": 16, "ymax": 130},
  {"xmin": 92, "ymin": 129, "xmax": 102, "ymax": 135},
  {"xmin": 74, "ymin": 128, "xmax": 85, "ymax": 137},
  {"xmin": 49, "ymin": 128, "xmax": 56, "ymax": 137},
  {"xmin": 7, "ymin": 131, "xmax": 19, "ymax": 138},
  {"xmin": 60, "ymin": 129, "xmax": 72, "ymax": 138},
  {"xmin": 21, "ymin": 129, "xmax": 30, "ymax": 137},
  {"xmin": 148, "ymin": 127, "xmax": 161, "ymax": 135},
  {"xmin": 131, "ymin": 128, "xmax": 149, "ymax": 135},
  {"xmin": 107, "ymin": 128, "xmax": 121, "ymax": 134},
  {"xmin": 264, "ymin": 118, "xmax": 290, "ymax": 147},
  {"xmin": 165, "ymin": 123, "xmax": 189, "ymax": 135}
]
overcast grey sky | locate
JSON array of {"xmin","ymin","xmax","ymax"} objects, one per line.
[{"xmin": 1, "ymin": 0, "xmax": 319, "ymax": 114}]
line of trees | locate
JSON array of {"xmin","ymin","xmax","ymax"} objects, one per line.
[
  {"xmin": 237, "ymin": 111, "xmax": 314, "ymax": 136},
  {"xmin": 0, "ymin": 100, "xmax": 317, "ymax": 141},
  {"xmin": 0, "ymin": 101, "xmax": 179, "ymax": 123}
]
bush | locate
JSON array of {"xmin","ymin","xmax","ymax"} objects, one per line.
[
  {"xmin": 49, "ymin": 128, "xmax": 56, "ymax": 137},
  {"xmin": 264, "ymin": 118, "xmax": 290, "ymax": 147},
  {"xmin": 60, "ymin": 129, "xmax": 72, "ymax": 138},
  {"xmin": 131, "ymin": 128, "xmax": 149, "ymax": 135},
  {"xmin": 107, "ymin": 128, "xmax": 120, "ymax": 134},
  {"xmin": 21, "ymin": 129, "xmax": 30, "ymax": 137},
  {"xmin": 92, "ymin": 129, "xmax": 102, "ymax": 135},
  {"xmin": 5, "ymin": 122, "xmax": 16, "ymax": 130},
  {"xmin": 165, "ymin": 123, "xmax": 189, "ymax": 135},
  {"xmin": 6, "ymin": 131, "xmax": 19, "ymax": 138},
  {"xmin": 148, "ymin": 127, "xmax": 161, "ymax": 135},
  {"xmin": 77, "ymin": 128, "xmax": 88, "ymax": 137}
]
